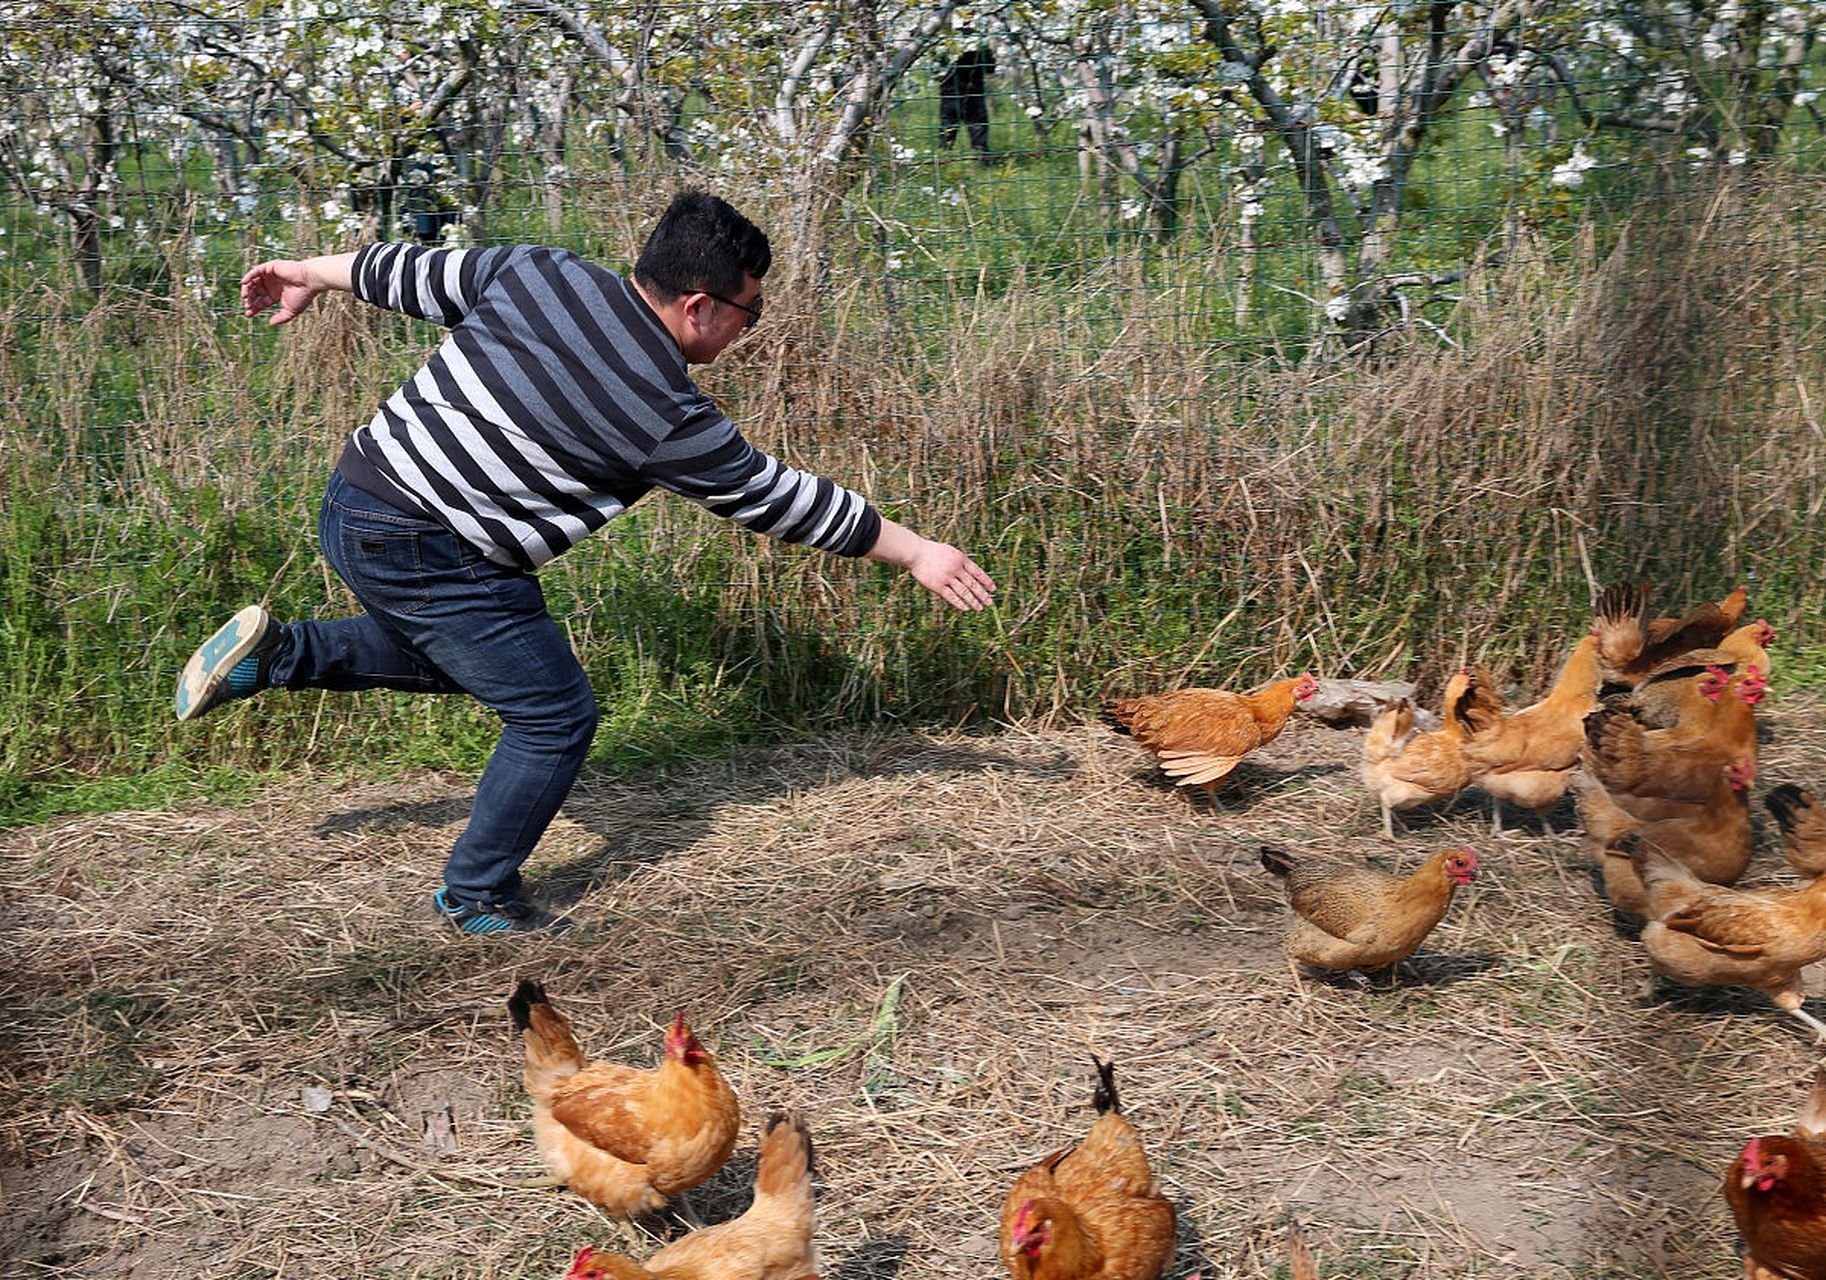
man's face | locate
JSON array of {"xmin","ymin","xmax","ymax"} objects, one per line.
[{"xmin": 680, "ymin": 274, "xmax": 764, "ymax": 364}]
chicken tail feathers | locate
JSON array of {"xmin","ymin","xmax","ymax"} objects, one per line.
[
  {"xmin": 755, "ymin": 1110, "xmax": 815, "ymax": 1199},
  {"xmin": 1766, "ymin": 783, "xmax": 1816, "ymax": 835},
  {"xmin": 1287, "ymin": 1217, "xmax": 1320, "ymax": 1280},
  {"xmin": 509, "ymin": 978, "xmax": 586, "ymax": 1091},
  {"xmin": 1090, "ymin": 1055, "xmax": 1120, "ymax": 1115},
  {"xmin": 1798, "ymin": 1067, "xmax": 1826, "ymax": 1141},
  {"xmin": 1099, "ymin": 700, "xmax": 1136, "ymax": 736},
  {"xmin": 507, "ymin": 978, "xmax": 548, "ymax": 1032},
  {"xmin": 1595, "ymin": 580, "xmax": 1650, "ymax": 630},
  {"xmin": 1260, "ymin": 846, "xmax": 1299, "ymax": 878}
]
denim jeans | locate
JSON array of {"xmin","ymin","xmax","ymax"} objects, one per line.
[{"xmin": 267, "ymin": 471, "xmax": 599, "ymax": 906}]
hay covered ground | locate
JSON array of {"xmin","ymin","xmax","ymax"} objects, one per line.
[{"xmin": 7, "ymin": 698, "xmax": 1826, "ymax": 1280}]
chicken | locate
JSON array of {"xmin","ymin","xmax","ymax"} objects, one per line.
[
  {"xmin": 1723, "ymin": 1067, "xmax": 1826, "ymax": 1280},
  {"xmin": 1360, "ymin": 670, "xmax": 1502, "ymax": 838},
  {"xmin": 1570, "ymin": 757, "xmax": 1754, "ymax": 915},
  {"xmin": 1458, "ymin": 634, "xmax": 1602, "ymax": 833},
  {"xmin": 562, "ymin": 1112, "xmax": 818, "ymax": 1280},
  {"xmin": 1624, "ymin": 618, "xmax": 1778, "ymax": 728},
  {"xmin": 1630, "ymin": 838, "xmax": 1826, "ymax": 1039},
  {"xmin": 1770, "ymin": 785, "xmax": 1826, "ymax": 879},
  {"xmin": 999, "ymin": 1057, "xmax": 1175, "ymax": 1280},
  {"xmin": 1259, "ymin": 845, "xmax": 1479, "ymax": 977},
  {"xmin": 1584, "ymin": 666, "xmax": 1766, "ymax": 806},
  {"xmin": 1103, "ymin": 673, "xmax": 1319, "ymax": 807},
  {"xmin": 508, "ymin": 980, "xmax": 740, "ymax": 1216},
  {"xmin": 1592, "ymin": 580, "xmax": 1747, "ymax": 689}
]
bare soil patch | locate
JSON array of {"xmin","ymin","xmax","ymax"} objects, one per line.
[{"xmin": 8, "ymin": 700, "xmax": 1826, "ymax": 1279}]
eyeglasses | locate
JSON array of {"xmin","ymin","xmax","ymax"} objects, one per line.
[{"xmin": 702, "ymin": 290, "xmax": 763, "ymax": 329}]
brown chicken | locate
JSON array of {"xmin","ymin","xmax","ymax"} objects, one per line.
[
  {"xmin": 1571, "ymin": 757, "xmax": 1754, "ymax": 915},
  {"xmin": 1592, "ymin": 580, "xmax": 1747, "ymax": 688},
  {"xmin": 1624, "ymin": 617, "xmax": 1779, "ymax": 728},
  {"xmin": 1360, "ymin": 670, "xmax": 1503, "ymax": 838},
  {"xmin": 1260, "ymin": 845, "xmax": 1479, "ymax": 977},
  {"xmin": 1770, "ymin": 785, "xmax": 1826, "ymax": 879},
  {"xmin": 1630, "ymin": 838, "xmax": 1826, "ymax": 1040},
  {"xmin": 1104, "ymin": 674, "xmax": 1320, "ymax": 806},
  {"xmin": 999, "ymin": 1058, "xmax": 1175, "ymax": 1280},
  {"xmin": 562, "ymin": 1113, "xmax": 818, "ymax": 1280},
  {"xmin": 1723, "ymin": 1067, "xmax": 1826, "ymax": 1280},
  {"xmin": 1585, "ymin": 666, "xmax": 1765, "ymax": 806},
  {"xmin": 509, "ymin": 980, "xmax": 740, "ymax": 1216},
  {"xmin": 1458, "ymin": 634, "xmax": 1603, "ymax": 833}
]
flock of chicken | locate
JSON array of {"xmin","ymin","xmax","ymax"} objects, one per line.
[
  {"xmin": 1106, "ymin": 579, "xmax": 1826, "ymax": 1278},
  {"xmin": 504, "ymin": 978, "xmax": 1256, "ymax": 1280},
  {"xmin": 493, "ymin": 580, "xmax": 1824, "ymax": 1280}
]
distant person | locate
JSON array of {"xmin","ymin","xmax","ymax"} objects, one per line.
[
  {"xmin": 938, "ymin": 36, "xmax": 996, "ymax": 162},
  {"xmin": 175, "ymin": 191, "xmax": 996, "ymax": 935}
]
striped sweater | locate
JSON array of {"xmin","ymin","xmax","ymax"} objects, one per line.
[{"xmin": 336, "ymin": 241, "xmax": 881, "ymax": 570}]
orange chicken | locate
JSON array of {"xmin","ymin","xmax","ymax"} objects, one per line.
[
  {"xmin": 1260, "ymin": 846, "xmax": 1479, "ymax": 977},
  {"xmin": 1769, "ymin": 785, "xmax": 1826, "ymax": 879},
  {"xmin": 1585, "ymin": 666, "xmax": 1765, "ymax": 806},
  {"xmin": 1570, "ymin": 757, "xmax": 1754, "ymax": 915},
  {"xmin": 1360, "ymin": 670, "xmax": 1503, "ymax": 838},
  {"xmin": 562, "ymin": 1113, "xmax": 817, "ymax": 1280},
  {"xmin": 1458, "ymin": 634, "xmax": 1602, "ymax": 833},
  {"xmin": 509, "ymin": 980, "xmax": 739, "ymax": 1216},
  {"xmin": 1630, "ymin": 838, "xmax": 1826, "ymax": 1040},
  {"xmin": 1000, "ymin": 1058, "xmax": 1175, "ymax": 1280},
  {"xmin": 1622, "ymin": 617, "xmax": 1778, "ymax": 729},
  {"xmin": 1592, "ymin": 580, "xmax": 1747, "ymax": 688},
  {"xmin": 1104, "ymin": 674, "xmax": 1319, "ymax": 807},
  {"xmin": 1723, "ymin": 1068, "xmax": 1826, "ymax": 1280}
]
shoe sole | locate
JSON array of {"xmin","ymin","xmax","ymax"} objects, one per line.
[{"xmin": 174, "ymin": 605, "xmax": 271, "ymax": 721}]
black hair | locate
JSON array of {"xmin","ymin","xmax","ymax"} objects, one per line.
[{"xmin": 633, "ymin": 191, "xmax": 771, "ymax": 301}]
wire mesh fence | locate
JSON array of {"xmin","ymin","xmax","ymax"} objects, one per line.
[{"xmin": 2, "ymin": 0, "xmax": 1824, "ymax": 811}]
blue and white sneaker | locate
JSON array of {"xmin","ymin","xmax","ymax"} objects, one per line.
[
  {"xmin": 175, "ymin": 605, "xmax": 280, "ymax": 721},
  {"xmin": 433, "ymin": 887, "xmax": 572, "ymax": 936}
]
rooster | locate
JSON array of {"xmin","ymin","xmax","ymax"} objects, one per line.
[
  {"xmin": 999, "ymin": 1057, "xmax": 1176, "ymax": 1280},
  {"xmin": 562, "ymin": 1112, "xmax": 818, "ymax": 1280},
  {"xmin": 1724, "ymin": 1068, "xmax": 1826, "ymax": 1280},
  {"xmin": 1103, "ymin": 674, "xmax": 1319, "ymax": 808},
  {"xmin": 1260, "ymin": 845, "xmax": 1479, "ymax": 978},
  {"xmin": 508, "ymin": 980, "xmax": 739, "ymax": 1216},
  {"xmin": 1630, "ymin": 839, "xmax": 1826, "ymax": 1040}
]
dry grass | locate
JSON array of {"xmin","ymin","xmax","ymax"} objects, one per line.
[{"xmin": 9, "ymin": 690, "xmax": 1826, "ymax": 1279}]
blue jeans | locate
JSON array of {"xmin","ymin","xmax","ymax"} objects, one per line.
[{"xmin": 267, "ymin": 472, "xmax": 599, "ymax": 906}]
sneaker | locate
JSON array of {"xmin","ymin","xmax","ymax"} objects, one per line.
[
  {"xmin": 175, "ymin": 605, "xmax": 281, "ymax": 721},
  {"xmin": 432, "ymin": 887, "xmax": 572, "ymax": 936}
]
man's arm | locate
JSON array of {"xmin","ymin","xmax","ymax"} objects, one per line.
[
  {"xmin": 241, "ymin": 252, "xmax": 357, "ymax": 325},
  {"xmin": 864, "ymin": 516, "xmax": 997, "ymax": 612}
]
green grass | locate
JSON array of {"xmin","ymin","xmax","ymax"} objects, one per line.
[{"xmin": 4, "ymin": 88, "xmax": 1825, "ymax": 827}]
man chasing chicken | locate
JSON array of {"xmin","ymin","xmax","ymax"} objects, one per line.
[{"xmin": 173, "ymin": 191, "xmax": 995, "ymax": 934}]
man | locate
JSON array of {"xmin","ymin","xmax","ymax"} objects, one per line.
[
  {"xmin": 175, "ymin": 192, "xmax": 995, "ymax": 934},
  {"xmin": 938, "ymin": 36, "xmax": 995, "ymax": 161}
]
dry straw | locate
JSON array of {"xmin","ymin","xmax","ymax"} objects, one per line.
[{"xmin": 8, "ymin": 687, "xmax": 1826, "ymax": 1276}]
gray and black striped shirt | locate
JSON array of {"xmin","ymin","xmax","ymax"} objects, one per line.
[{"xmin": 336, "ymin": 242, "xmax": 881, "ymax": 570}]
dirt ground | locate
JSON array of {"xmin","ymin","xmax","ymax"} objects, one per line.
[{"xmin": 6, "ymin": 697, "xmax": 1826, "ymax": 1280}]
